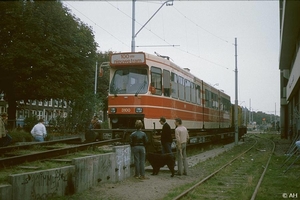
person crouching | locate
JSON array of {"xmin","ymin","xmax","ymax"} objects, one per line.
[{"xmin": 31, "ymin": 118, "xmax": 47, "ymax": 142}]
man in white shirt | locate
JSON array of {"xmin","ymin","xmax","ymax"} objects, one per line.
[
  {"xmin": 31, "ymin": 118, "xmax": 47, "ymax": 142},
  {"xmin": 174, "ymin": 118, "xmax": 189, "ymax": 176}
]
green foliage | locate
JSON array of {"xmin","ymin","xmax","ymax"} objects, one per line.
[
  {"xmin": 0, "ymin": 1, "xmax": 97, "ymax": 123},
  {"xmin": 9, "ymin": 129, "xmax": 33, "ymax": 143},
  {"xmin": 23, "ymin": 115, "xmax": 38, "ymax": 132}
]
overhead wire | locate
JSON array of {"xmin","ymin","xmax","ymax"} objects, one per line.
[
  {"xmin": 134, "ymin": 1, "xmax": 232, "ymax": 70},
  {"xmin": 65, "ymin": 1, "xmax": 232, "ymax": 70},
  {"xmin": 172, "ymin": 6, "xmax": 233, "ymax": 46},
  {"xmin": 64, "ymin": 1, "xmax": 129, "ymax": 49}
]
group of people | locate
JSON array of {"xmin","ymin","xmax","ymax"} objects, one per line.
[
  {"xmin": 129, "ymin": 117, "xmax": 189, "ymax": 179},
  {"xmin": 1, "ymin": 114, "xmax": 103, "ymax": 146},
  {"xmin": 0, "ymin": 112, "xmax": 47, "ymax": 147}
]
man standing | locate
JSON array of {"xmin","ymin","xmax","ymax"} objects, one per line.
[
  {"xmin": 159, "ymin": 117, "xmax": 173, "ymax": 155},
  {"xmin": 174, "ymin": 118, "xmax": 189, "ymax": 175},
  {"xmin": 31, "ymin": 118, "xmax": 47, "ymax": 142},
  {"xmin": 0, "ymin": 113, "xmax": 12, "ymax": 147}
]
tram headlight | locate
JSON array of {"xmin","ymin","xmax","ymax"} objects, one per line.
[
  {"xmin": 135, "ymin": 107, "xmax": 143, "ymax": 113},
  {"xmin": 110, "ymin": 107, "xmax": 116, "ymax": 113}
]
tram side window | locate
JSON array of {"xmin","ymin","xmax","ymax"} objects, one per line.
[
  {"xmin": 220, "ymin": 97, "xmax": 226, "ymax": 111},
  {"xmin": 163, "ymin": 69, "xmax": 171, "ymax": 97},
  {"xmin": 223, "ymin": 98, "xmax": 231, "ymax": 112},
  {"xmin": 191, "ymin": 82, "xmax": 196, "ymax": 103},
  {"xmin": 171, "ymin": 72, "xmax": 178, "ymax": 99},
  {"xmin": 212, "ymin": 92, "xmax": 218, "ymax": 109},
  {"xmin": 205, "ymin": 89, "xmax": 211, "ymax": 107},
  {"xmin": 185, "ymin": 79, "xmax": 191, "ymax": 102},
  {"xmin": 196, "ymin": 85, "xmax": 201, "ymax": 105},
  {"xmin": 178, "ymin": 76, "xmax": 184, "ymax": 100},
  {"xmin": 151, "ymin": 66, "xmax": 162, "ymax": 95}
]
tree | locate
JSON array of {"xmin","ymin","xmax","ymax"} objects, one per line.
[{"xmin": 0, "ymin": 1, "xmax": 98, "ymax": 127}]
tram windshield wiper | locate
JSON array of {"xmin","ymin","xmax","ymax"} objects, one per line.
[{"xmin": 135, "ymin": 81, "xmax": 147, "ymax": 97}]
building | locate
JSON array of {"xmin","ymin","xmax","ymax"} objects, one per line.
[
  {"xmin": 0, "ymin": 94, "xmax": 68, "ymax": 128},
  {"xmin": 16, "ymin": 99, "xmax": 68, "ymax": 127},
  {"xmin": 279, "ymin": 1, "xmax": 300, "ymax": 138}
]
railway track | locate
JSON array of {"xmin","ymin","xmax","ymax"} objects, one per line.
[
  {"xmin": 0, "ymin": 138, "xmax": 122, "ymax": 169},
  {"xmin": 173, "ymin": 134, "xmax": 275, "ymax": 200}
]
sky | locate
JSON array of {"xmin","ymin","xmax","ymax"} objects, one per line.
[{"xmin": 63, "ymin": 1, "xmax": 280, "ymax": 115}]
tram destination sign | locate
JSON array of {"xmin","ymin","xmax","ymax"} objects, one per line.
[{"xmin": 110, "ymin": 52, "xmax": 146, "ymax": 66}]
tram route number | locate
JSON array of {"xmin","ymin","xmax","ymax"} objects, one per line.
[
  {"xmin": 111, "ymin": 53, "xmax": 145, "ymax": 65},
  {"xmin": 121, "ymin": 108, "xmax": 131, "ymax": 113}
]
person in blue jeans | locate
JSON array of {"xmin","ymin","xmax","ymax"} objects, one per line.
[
  {"xmin": 31, "ymin": 118, "xmax": 47, "ymax": 142},
  {"xmin": 129, "ymin": 120, "xmax": 148, "ymax": 180},
  {"xmin": 174, "ymin": 118, "xmax": 189, "ymax": 176}
]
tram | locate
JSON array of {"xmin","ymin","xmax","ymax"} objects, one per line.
[{"xmin": 107, "ymin": 52, "xmax": 232, "ymax": 131}]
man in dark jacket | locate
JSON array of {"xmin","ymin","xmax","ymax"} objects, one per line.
[{"xmin": 159, "ymin": 117, "xmax": 173, "ymax": 155}]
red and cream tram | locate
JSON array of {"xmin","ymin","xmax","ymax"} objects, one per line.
[{"xmin": 107, "ymin": 52, "xmax": 232, "ymax": 131}]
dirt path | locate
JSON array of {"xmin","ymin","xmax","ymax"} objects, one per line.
[{"xmin": 71, "ymin": 167, "xmax": 203, "ymax": 200}]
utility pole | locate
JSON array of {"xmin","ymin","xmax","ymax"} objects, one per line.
[
  {"xmin": 131, "ymin": 0, "xmax": 136, "ymax": 52},
  {"xmin": 249, "ymin": 99, "xmax": 251, "ymax": 124},
  {"xmin": 131, "ymin": 0, "xmax": 173, "ymax": 52},
  {"xmin": 94, "ymin": 61, "xmax": 98, "ymax": 95},
  {"xmin": 234, "ymin": 38, "xmax": 238, "ymax": 145}
]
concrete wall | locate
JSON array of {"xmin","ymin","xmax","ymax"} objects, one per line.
[{"xmin": 1, "ymin": 145, "xmax": 132, "ymax": 200}]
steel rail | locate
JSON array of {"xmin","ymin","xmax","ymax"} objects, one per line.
[
  {"xmin": 0, "ymin": 138, "xmax": 121, "ymax": 169},
  {"xmin": 0, "ymin": 137, "xmax": 82, "ymax": 155},
  {"xmin": 172, "ymin": 137, "xmax": 258, "ymax": 200},
  {"xmin": 250, "ymin": 135, "xmax": 276, "ymax": 200}
]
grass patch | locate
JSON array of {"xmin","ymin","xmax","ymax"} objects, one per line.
[
  {"xmin": 0, "ymin": 145, "xmax": 114, "ymax": 185},
  {"xmin": 164, "ymin": 133, "xmax": 299, "ymax": 200},
  {"xmin": 255, "ymin": 155, "xmax": 300, "ymax": 200}
]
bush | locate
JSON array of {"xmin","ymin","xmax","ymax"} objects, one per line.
[
  {"xmin": 23, "ymin": 115, "xmax": 38, "ymax": 132},
  {"xmin": 9, "ymin": 129, "xmax": 33, "ymax": 143}
]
